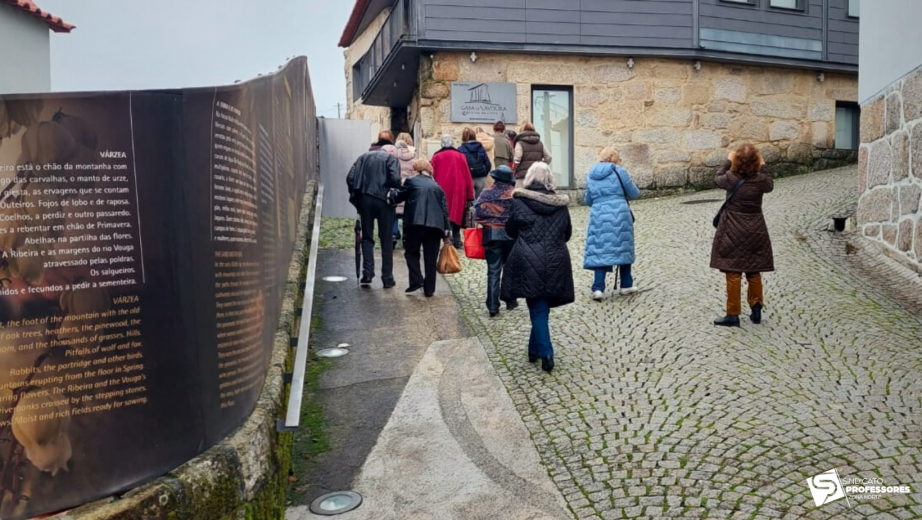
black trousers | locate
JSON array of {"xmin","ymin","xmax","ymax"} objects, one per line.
[
  {"xmin": 404, "ymin": 225, "xmax": 443, "ymax": 296},
  {"xmin": 485, "ymin": 240, "xmax": 515, "ymax": 313},
  {"xmin": 357, "ymin": 195, "xmax": 395, "ymax": 283}
]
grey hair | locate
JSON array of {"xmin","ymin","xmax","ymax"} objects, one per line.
[
  {"xmin": 523, "ymin": 162, "xmax": 556, "ymax": 192},
  {"xmin": 395, "ymin": 139, "xmax": 409, "ymax": 149},
  {"xmin": 381, "ymin": 144, "xmax": 398, "ymax": 156},
  {"xmin": 440, "ymin": 134, "xmax": 454, "ymax": 148}
]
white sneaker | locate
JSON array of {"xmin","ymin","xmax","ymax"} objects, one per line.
[
  {"xmin": 620, "ymin": 286, "xmax": 638, "ymax": 295},
  {"xmin": 592, "ymin": 290, "xmax": 604, "ymax": 301}
]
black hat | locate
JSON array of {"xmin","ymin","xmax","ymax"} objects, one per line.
[{"xmin": 490, "ymin": 165, "xmax": 514, "ymax": 184}]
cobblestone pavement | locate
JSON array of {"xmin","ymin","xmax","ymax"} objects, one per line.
[{"xmin": 446, "ymin": 166, "xmax": 922, "ymax": 520}]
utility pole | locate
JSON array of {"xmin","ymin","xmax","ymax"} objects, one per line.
[{"xmin": 337, "ymin": 103, "xmax": 342, "ymax": 119}]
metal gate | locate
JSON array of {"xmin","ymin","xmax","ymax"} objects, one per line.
[{"xmin": 319, "ymin": 117, "xmax": 372, "ymax": 217}]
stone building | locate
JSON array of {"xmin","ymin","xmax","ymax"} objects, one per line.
[
  {"xmin": 341, "ymin": 0, "xmax": 860, "ymax": 193},
  {"xmin": 0, "ymin": 0, "xmax": 73, "ymax": 94},
  {"xmin": 856, "ymin": 1, "xmax": 922, "ymax": 270}
]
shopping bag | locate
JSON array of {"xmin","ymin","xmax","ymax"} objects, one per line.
[
  {"xmin": 437, "ymin": 242, "xmax": 462, "ymax": 274},
  {"xmin": 463, "ymin": 228, "xmax": 486, "ymax": 260},
  {"xmin": 462, "ymin": 202, "xmax": 476, "ymax": 229}
]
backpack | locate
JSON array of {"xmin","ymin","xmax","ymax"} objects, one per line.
[{"xmin": 463, "ymin": 148, "xmax": 487, "ymax": 177}]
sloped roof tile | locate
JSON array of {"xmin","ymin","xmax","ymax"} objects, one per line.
[{"xmin": 3, "ymin": 0, "xmax": 74, "ymax": 33}]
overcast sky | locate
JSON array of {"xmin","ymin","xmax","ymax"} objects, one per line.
[{"xmin": 40, "ymin": 0, "xmax": 354, "ymax": 118}]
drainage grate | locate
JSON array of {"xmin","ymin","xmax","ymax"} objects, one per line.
[{"xmin": 681, "ymin": 199, "xmax": 722, "ymax": 205}]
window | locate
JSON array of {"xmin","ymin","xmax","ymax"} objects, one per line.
[
  {"xmin": 848, "ymin": 0, "xmax": 860, "ymax": 17},
  {"xmin": 835, "ymin": 103, "xmax": 860, "ymax": 150},
  {"xmin": 769, "ymin": 0, "xmax": 805, "ymax": 10},
  {"xmin": 532, "ymin": 87, "xmax": 573, "ymax": 189}
]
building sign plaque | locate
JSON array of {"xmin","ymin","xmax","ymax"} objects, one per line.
[{"xmin": 450, "ymin": 82, "xmax": 517, "ymax": 124}]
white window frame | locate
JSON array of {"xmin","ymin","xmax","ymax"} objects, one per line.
[
  {"xmin": 848, "ymin": 0, "xmax": 860, "ymax": 18},
  {"xmin": 768, "ymin": 0, "xmax": 806, "ymax": 11}
]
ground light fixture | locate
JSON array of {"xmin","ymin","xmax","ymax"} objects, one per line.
[
  {"xmin": 309, "ymin": 491, "xmax": 363, "ymax": 516},
  {"xmin": 316, "ymin": 344, "xmax": 349, "ymax": 358},
  {"xmin": 322, "ymin": 276, "xmax": 348, "ymax": 282}
]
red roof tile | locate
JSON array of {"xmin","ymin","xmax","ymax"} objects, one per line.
[
  {"xmin": 3, "ymin": 0, "xmax": 74, "ymax": 33},
  {"xmin": 339, "ymin": 0, "xmax": 370, "ymax": 48}
]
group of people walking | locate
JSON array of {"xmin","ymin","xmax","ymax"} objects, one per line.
[{"xmin": 347, "ymin": 124, "xmax": 775, "ymax": 372}]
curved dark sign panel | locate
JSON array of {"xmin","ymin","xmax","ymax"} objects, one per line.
[{"xmin": 0, "ymin": 57, "xmax": 316, "ymax": 519}]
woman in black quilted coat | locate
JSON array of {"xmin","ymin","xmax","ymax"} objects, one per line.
[
  {"xmin": 711, "ymin": 143, "xmax": 774, "ymax": 328},
  {"xmin": 501, "ymin": 162, "xmax": 574, "ymax": 372}
]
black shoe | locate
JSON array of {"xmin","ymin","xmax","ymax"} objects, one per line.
[
  {"xmin": 383, "ymin": 280, "xmax": 396, "ymax": 289},
  {"xmin": 528, "ymin": 353, "xmax": 538, "ymax": 363},
  {"xmin": 489, "ymin": 310, "xmax": 498, "ymax": 318},
  {"xmin": 714, "ymin": 315, "xmax": 741, "ymax": 327},
  {"xmin": 506, "ymin": 301, "xmax": 519, "ymax": 311},
  {"xmin": 750, "ymin": 303, "xmax": 762, "ymax": 324},
  {"xmin": 406, "ymin": 284, "xmax": 423, "ymax": 293},
  {"xmin": 541, "ymin": 356, "xmax": 554, "ymax": 372},
  {"xmin": 360, "ymin": 277, "xmax": 372, "ymax": 286},
  {"xmin": 424, "ymin": 292, "xmax": 434, "ymax": 298}
]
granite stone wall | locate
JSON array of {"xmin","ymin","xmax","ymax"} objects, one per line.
[
  {"xmin": 857, "ymin": 63, "xmax": 922, "ymax": 269},
  {"xmin": 416, "ymin": 52, "xmax": 859, "ymax": 192}
]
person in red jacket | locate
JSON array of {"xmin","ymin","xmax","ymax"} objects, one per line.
[{"xmin": 431, "ymin": 134, "xmax": 474, "ymax": 248}]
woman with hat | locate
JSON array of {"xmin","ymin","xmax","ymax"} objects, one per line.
[{"xmin": 474, "ymin": 165, "xmax": 519, "ymax": 317}]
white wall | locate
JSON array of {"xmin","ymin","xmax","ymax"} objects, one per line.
[
  {"xmin": 858, "ymin": 0, "xmax": 922, "ymax": 103},
  {"xmin": 0, "ymin": 3, "xmax": 51, "ymax": 94}
]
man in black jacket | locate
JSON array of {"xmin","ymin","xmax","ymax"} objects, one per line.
[{"xmin": 347, "ymin": 145, "xmax": 401, "ymax": 287}]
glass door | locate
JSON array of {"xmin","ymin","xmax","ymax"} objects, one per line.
[{"xmin": 532, "ymin": 87, "xmax": 573, "ymax": 189}]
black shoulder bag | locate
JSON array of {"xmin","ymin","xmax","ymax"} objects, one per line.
[
  {"xmin": 712, "ymin": 178, "xmax": 746, "ymax": 229},
  {"xmin": 614, "ymin": 168, "xmax": 636, "ymax": 223}
]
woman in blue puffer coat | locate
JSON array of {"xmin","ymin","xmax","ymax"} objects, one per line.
[{"xmin": 583, "ymin": 147, "xmax": 641, "ymax": 301}]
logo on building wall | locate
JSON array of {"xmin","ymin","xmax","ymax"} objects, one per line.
[{"xmin": 450, "ymin": 82, "xmax": 516, "ymax": 124}]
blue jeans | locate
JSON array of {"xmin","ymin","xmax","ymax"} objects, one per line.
[
  {"xmin": 592, "ymin": 265, "xmax": 633, "ymax": 292},
  {"xmin": 392, "ymin": 215, "xmax": 401, "ymax": 236},
  {"xmin": 526, "ymin": 298, "xmax": 554, "ymax": 359}
]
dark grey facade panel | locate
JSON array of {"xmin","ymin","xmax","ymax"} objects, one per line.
[
  {"xmin": 427, "ymin": 17, "xmax": 527, "ymax": 34},
  {"xmin": 580, "ymin": 0, "xmax": 694, "ymax": 15},
  {"xmin": 526, "ymin": 8, "xmax": 581, "ymax": 23},
  {"xmin": 827, "ymin": 28, "xmax": 858, "ymax": 44},
  {"xmin": 425, "ymin": 4, "xmax": 524, "ymax": 21},
  {"xmin": 699, "ymin": 3, "xmax": 823, "ymax": 30},
  {"xmin": 526, "ymin": 0, "xmax": 580, "ymax": 10},
  {"xmin": 527, "ymin": 21, "xmax": 581, "ymax": 35},
  {"xmin": 581, "ymin": 35, "xmax": 691, "ymax": 48},
  {"xmin": 424, "ymin": 30, "xmax": 525, "ymax": 43},
  {"xmin": 578, "ymin": 11, "xmax": 694, "ymax": 26},
  {"xmin": 827, "ymin": 53, "xmax": 856, "ymax": 65},
  {"xmin": 828, "ymin": 19, "xmax": 858, "ymax": 33},
  {"xmin": 425, "ymin": 0, "xmax": 525, "ymax": 6},
  {"xmin": 828, "ymin": 41, "xmax": 857, "ymax": 56},
  {"xmin": 527, "ymin": 32, "xmax": 583, "ymax": 45},
  {"xmin": 583, "ymin": 23, "xmax": 693, "ymax": 39},
  {"xmin": 700, "ymin": 15, "xmax": 821, "ymax": 40},
  {"xmin": 417, "ymin": 0, "xmax": 856, "ymax": 66}
]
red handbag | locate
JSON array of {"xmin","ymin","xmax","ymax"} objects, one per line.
[{"xmin": 463, "ymin": 228, "xmax": 485, "ymax": 260}]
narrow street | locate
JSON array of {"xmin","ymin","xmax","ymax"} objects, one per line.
[{"xmin": 447, "ymin": 165, "xmax": 922, "ymax": 519}]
